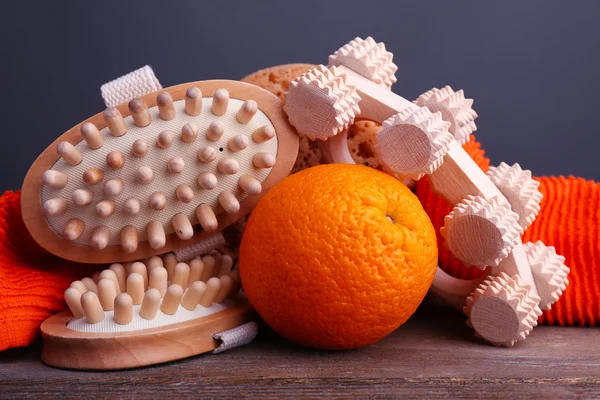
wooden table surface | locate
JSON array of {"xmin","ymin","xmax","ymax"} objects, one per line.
[{"xmin": 1, "ymin": 301, "xmax": 598, "ymax": 399}]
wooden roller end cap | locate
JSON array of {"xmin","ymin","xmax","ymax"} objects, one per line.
[
  {"xmin": 283, "ymin": 65, "xmax": 360, "ymax": 141},
  {"xmin": 523, "ymin": 241, "xmax": 570, "ymax": 310},
  {"xmin": 486, "ymin": 162, "xmax": 543, "ymax": 230},
  {"xmin": 374, "ymin": 107, "xmax": 453, "ymax": 180},
  {"xmin": 440, "ymin": 195, "xmax": 523, "ymax": 269},
  {"xmin": 464, "ymin": 272, "xmax": 542, "ymax": 347}
]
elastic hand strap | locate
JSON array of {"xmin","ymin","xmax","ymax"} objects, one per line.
[{"xmin": 100, "ymin": 65, "xmax": 162, "ymax": 107}]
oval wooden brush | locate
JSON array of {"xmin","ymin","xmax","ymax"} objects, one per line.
[
  {"xmin": 21, "ymin": 80, "xmax": 298, "ymax": 263},
  {"xmin": 41, "ymin": 251, "xmax": 251, "ymax": 370}
]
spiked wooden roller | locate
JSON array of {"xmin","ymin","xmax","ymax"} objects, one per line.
[
  {"xmin": 22, "ymin": 80, "xmax": 298, "ymax": 263},
  {"xmin": 283, "ymin": 36, "xmax": 570, "ymax": 346},
  {"xmin": 42, "ymin": 251, "xmax": 252, "ymax": 370}
]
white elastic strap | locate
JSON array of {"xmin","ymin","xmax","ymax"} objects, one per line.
[
  {"xmin": 174, "ymin": 232, "xmax": 227, "ymax": 262},
  {"xmin": 100, "ymin": 65, "xmax": 162, "ymax": 107},
  {"xmin": 210, "ymin": 321, "xmax": 258, "ymax": 354}
]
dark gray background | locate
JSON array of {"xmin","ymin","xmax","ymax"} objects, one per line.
[{"xmin": 1, "ymin": 0, "xmax": 599, "ymax": 191}]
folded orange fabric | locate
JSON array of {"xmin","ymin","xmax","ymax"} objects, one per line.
[
  {"xmin": 0, "ymin": 191, "xmax": 98, "ymax": 351},
  {"xmin": 416, "ymin": 136, "xmax": 600, "ymax": 326}
]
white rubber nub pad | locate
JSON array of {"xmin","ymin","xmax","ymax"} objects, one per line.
[
  {"xmin": 41, "ymin": 98, "xmax": 278, "ymax": 246},
  {"xmin": 67, "ymin": 295, "xmax": 235, "ymax": 333}
]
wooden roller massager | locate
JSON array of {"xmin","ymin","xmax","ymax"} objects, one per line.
[
  {"xmin": 23, "ymin": 77, "xmax": 299, "ymax": 369},
  {"xmin": 42, "ymin": 251, "xmax": 252, "ymax": 370},
  {"xmin": 283, "ymin": 37, "xmax": 570, "ymax": 347},
  {"xmin": 22, "ymin": 80, "xmax": 298, "ymax": 264}
]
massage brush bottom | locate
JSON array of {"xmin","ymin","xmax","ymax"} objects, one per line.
[{"xmin": 40, "ymin": 252, "xmax": 254, "ymax": 370}]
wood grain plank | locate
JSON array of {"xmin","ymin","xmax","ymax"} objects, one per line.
[{"xmin": 1, "ymin": 303, "xmax": 598, "ymax": 399}]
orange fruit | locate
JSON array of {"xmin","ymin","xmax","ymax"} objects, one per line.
[{"xmin": 239, "ymin": 164, "xmax": 438, "ymax": 350}]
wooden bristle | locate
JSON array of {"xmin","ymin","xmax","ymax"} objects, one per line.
[
  {"xmin": 81, "ymin": 277, "xmax": 98, "ymax": 294},
  {"xmin": 206, "ymin": 121, "xmax": 225, "ymax": 141},
  {"xmin": 217, "ymin": 158, "xmax": 240, "ymax": 175},
  {"xmin": 63, "ymin": 218, "xmax": 84, "ymax": 241},
  {"xmin": 211, "ymin": 88, "xmax": 229, "ymax": 116},
  {"xmin": 160, "ymin": 284, "xmax": 184, "ymax": 315},
  {"xmin": 189, "ymin": 257, "xmax": 204, "ymax": 286},
  {"xmin": 181, "ymin": 123, "xmax": 198, "ymax": 143},
  {"xmin": 104, "ymin": 178, "xmax": 124, "ymax": 197},
  {"xmin": 96, "ymin": 199, "xmax": 116, "ymax": 218},
  {"xmin": 106, "ymin": 151, "xmax": 125, "ymax": 169},
  {"xmin": 176, "ymin": 184, "xmax": 194, "ymax": 203},
  {"xmin": 182, "ymin": 281, "xmax": 207, "ymax": 310},
  {"xmin": 131, "ymin": 139, "xmax": 148, "ymax": 157},
  {"xmin": 91, "ymin": 271, "xmax": 101, "ymax": 284},
  {"xmin": 200, "ymin": 255, "xmax": 216, "ymax": 282},
  {"xmin": 215, "ymin": 275, "xmax": 233, "ymax": 303},
  {"xmin": 128, "ymin": 261, "xmax": 149, "ymax": 290},
  {"xmin": 57, "ymin": 141, "xmax": 82, "ymax": 166},
  {"xmin": 97, "ymin": 278, "xmax": 117, "ymax": 311},
  {"xmin": 145, "ymin": 255, "xmax": 163, "ymax": 271},
  {"xmin": 172, "ymin": 262, "xmax": 190, "ymax": 288},
  {"xmin": 157, "ymin": 130, "xmax": 174, "ymax": 149},
  {"xmin": 103, "ymin": 107, "xmax": 127, "ymax": 137},
  {"xmin": 230, "ymin": 269, "xmax": 242, "ymax": 296},
  {"xmin": 81, "ymin": 291, "xmax": 104, "ymax": 324},
  {"xmin": 126, "ymin": 273, "xmax": 145, "ymax": 305},
  {"xmin": 140, "ymin": 288, "xmax": 161, "ymax": 320},
  {"xmin": 149, "ymin": 266, "xmax": 168, "ymax": 297},
  {"xmin": 149, "ymin": 192, "xmax": 167, "ymax": 211},
  {"xmin": 82, "ymin": 168, "xmax": 104, "ymax": 185},
  {"xmin": 109, "ymin": 263, "xmax": 127, "ymax": 292},
  {"xmin": 252, "ymin": 125, "xmax": 275, "ymax": 143},
  {"xmin": 167, "ymin": 157, "xmax": 185, "ymax": 174},
  {"xmin": 100, "ymin": 269, "xmax": 122, "ymax": 295},
  {"xmin": 123, "ymin": 198, "xmax": 141, "ymax": 216},
  {"xmin": 128, "ymin": 98, "xmax": 152, "ymax": 127},
  {"xmin": 90, "ymin": 225, "xmax": 110, "ymax": 250},
  {"xmin": 81, "ymin": 122, "xmax": 104, "ymax": 150},
  {"xmin": 197, "ymin": 147, "xmax": 217, "ymax": 163},
  {"xmin": 136, "ymin": 166, "xmax": 154, "ymax": 184},
  {"xmin": 238, "ymin": 174, "xmax": 262, "ymax": 195},
  {"xmin": 236, "ymin": 100, "xmax": 258, "ymax": 124},
  {"xmin": 70, "ymin": 280, "xmax": 87, "ymax": 294},
  {"xmin": 197, "ymin": 172, "xmax": 218, "ymax": 190},
  {"xmin": 147, "ymin": 220, "xmax": 166, "ymax": 250},
  {"xmin": 113, "ymin": 293, "xmax": 133, "ymax": 325},
  {"xmin": 199, "ymin": 277, "xmax": 221, "ymax": 307},
  {"xmin": 195, "ymin": 204, "xmax": 218, "ymax": 232},
  {"xmin": 253, "ymin": 152, "xmax": 276, "ymax": 168},
  {"xmin": 219, "ymin": 255, "xmax": 233, "ymax": 277},
  {"xmin": 218, "ymin": 191, "xmax": 240, "ymax": 214},
  {"xmin": 72, "ymin": 189, "xmax": 93, "ymax": 207},
  {"xmin": 185, "ymin": 86, "xmax": 202, "ymax": 116},
  {"xmin": 43, "ymin": 198, "xmax": 68, "ymax": 216},
  {"xmin": 64, "ymin": 288, "xmax": 85, "ymax": 318},
  {"xmin": 120, "ymin": 226, "xmax": 138, "ymax": 253},
  {"xmin": 42, "ymin": 170, "xmax": 68, "ymax": 189},
  {"xmin": 163, "ymin": 252, "xmax": 177, "ymax": 280},
  {"xmin": 157, "ymin": 92, "xmax": 176, "ymax": 120},
  {"xmin": 172, "ymin": 213, "xmax": 194, "ymax": 240},
  {"xmin": 228, "ymin": 135, "xmax": 249, "ymax": 152}
]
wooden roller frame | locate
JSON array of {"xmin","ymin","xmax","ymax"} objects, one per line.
[{"xmin": 283, "ymin": 36, "xmax": 569, "ymax": 346}]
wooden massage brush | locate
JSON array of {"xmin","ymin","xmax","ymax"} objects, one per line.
[
  {"xmin": 21, "ymin": 80, "xmax": 298, "ymax": 264},
  {"xmin": 21, "ymin": 77, "xmax": 299, "ymax": 369},
  {"xmin": 283, "ymin": 37, "xmax": 570, "ymax": 347},
  {"xmin": 42, "ymin": 250, "xmax": 250, "ymax": 370}
]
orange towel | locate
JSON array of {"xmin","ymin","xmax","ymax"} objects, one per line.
[
  {"xmin": 416, "ymin": 135, "xmax": 600, "ymax": 326},
  {"xmin": 0, "ymin": 191, "xmax": 98, "ymax": 351}
]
